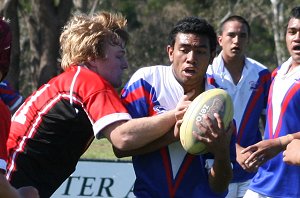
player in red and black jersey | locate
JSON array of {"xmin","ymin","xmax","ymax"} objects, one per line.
[{"xmin": 6, "ymin": 11, "xmax": 188, "ymax": 198}]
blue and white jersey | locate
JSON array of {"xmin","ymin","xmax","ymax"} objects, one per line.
[
  {"xmin": 207, "ymin": 52, "xmax": 271, "ymax": 183},
  {"xmin": 248, "ymin": 57, "xmax": 300, "ymax": 198},
  {"xmin": 121, "ymin": 65, "xmax": 236, "ymax": 198}
]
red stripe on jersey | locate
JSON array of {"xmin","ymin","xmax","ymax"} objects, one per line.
[
  {"xmin": 273, "ymin": 82, "xmax": 300, "ymax": 138},
  {"xmin": 172, "ymin": 154, "xmax": 195, "ymax": 195},
  {"xmin": 161, "ymin": 148, "xmax": 173, "ymax": 197},
  {"xmin": 122, "ymin": 85, "xmax": 157, "ymax": 116},
  {"xmin": 121, "ymin": 86, "xmax": 151, "ymax": 106},
  {"xmin": 237, "ymin": 74, "xmax": 270, "ymax": 143}
]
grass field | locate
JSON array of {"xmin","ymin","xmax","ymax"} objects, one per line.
[{"xmin": 80, "ymin": 138, "xmax": 132, "ymax": 161}]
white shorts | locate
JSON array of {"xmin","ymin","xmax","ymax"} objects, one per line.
[
  {"xmin": 243, "ymin": 189, "xmax": 270, "ymax": 198},
  {"xmin": 226, "ymin": 180, "xmax": 251, "ymax": 198}
]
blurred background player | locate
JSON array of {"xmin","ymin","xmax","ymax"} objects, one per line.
[
  {"xmin": 0, "ymin": 17, "xmax": 38, "ymax": 198},
  {"xmin": 207, "ymin": 15, "xmax": 271, "ymax": 198},
  {"xmin": 242, "ymin": 6, "xmax": 300, "ymax": 198}
]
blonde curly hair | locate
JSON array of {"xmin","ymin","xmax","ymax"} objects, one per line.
[{"xmin": 59, "ymin": 11, "xmax": 128, "ymax": 70}]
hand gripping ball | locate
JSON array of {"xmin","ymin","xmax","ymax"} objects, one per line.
[{"xmin": 179, "ymin": 88, "xmax": 234, "ymax": 155}]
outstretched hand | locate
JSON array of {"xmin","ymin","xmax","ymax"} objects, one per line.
[
  {"xmin": 236, "ymin": 144, "xmax": 258, "ymax": 172},
  {"xmin": 241, "ymin": 139, "xmax": 282, "ymax": 169}
]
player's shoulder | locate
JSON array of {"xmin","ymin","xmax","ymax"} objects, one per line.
[
  {"xmin": 245, "ymin": 57, "xmax": 269, "ymax": 71},
  {"xmin": 135, "ymin": 65, "xmax": 169, "ymax": 74},
  {"xmin": 57, "ymin": 65, "xmax": 103, "ymax": 83},
  {"xmin": 49, "ymin": 65, "xmax": 112, "ymax": 96},
  {"xmin": 130, "ymin": 65, "xmax": 170, "ymax": 81},
  {"xmin": 206, "ymin": 64, "xmax": 214, "ymax": 74}
]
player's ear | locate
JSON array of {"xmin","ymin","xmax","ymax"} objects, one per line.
[
  {"xmin": 84, "ymin": 59, "xmax": 98, "ymax": 73},
  {"xmin": 167, "ymin": 45, "xmax": 174, "ymax": 63},
  {"xmin": 86, "ymin": 57, "xmax": 97, "ymax": 68},
  {"xmin": 217, "ymin": 35, "xmax": 222, "ymax": 46}
]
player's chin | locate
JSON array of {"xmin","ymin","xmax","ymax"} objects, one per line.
[{"xmin": 181, "ymin": 77, "xmax": 199, "ymax": 87}]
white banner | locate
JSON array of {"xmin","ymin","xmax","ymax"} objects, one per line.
[{"xmin": 51, "ymin": 159, "xmax": 136, "ymax": 198}]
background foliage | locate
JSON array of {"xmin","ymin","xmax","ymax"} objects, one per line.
[
  {"xmin": 1, "ymin": 0, "xmax": 300, "ymax": 159},
  {"xmin": 1, "ymin": 0, "xmax": 299, "ymax": 96}
]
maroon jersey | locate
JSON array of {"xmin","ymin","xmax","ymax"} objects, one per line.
[
  {"xmin": 6, "ymin": 65, "xmax": 131, "ymax": 197},
  {"xmin": 0, "ymin": 18, "xmax": 12, "ymax": 81},
  {"xmin": 0, "ymin": 99, "xmax": 10, "ymax": 172}
]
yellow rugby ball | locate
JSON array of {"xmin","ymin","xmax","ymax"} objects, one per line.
[{"xmin": 180, "ymin": 88, "xmax": 234, "ymax": 155}]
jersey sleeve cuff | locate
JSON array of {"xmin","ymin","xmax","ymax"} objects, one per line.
[{"xmin": 94, "ymin": 113, "xmax": 132, "ymax": 138}]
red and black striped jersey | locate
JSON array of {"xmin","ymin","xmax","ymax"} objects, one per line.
[{"xmin": 6, "ymin": 65, "xmax": 131, "ymax": 198}]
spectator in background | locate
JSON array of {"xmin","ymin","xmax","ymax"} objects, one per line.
[
  {"xmin": 207, "ymin": 15, "xmax": 271, "ymax": 198},
  {"xmin": 6, "ymin": 11, "xmax": 188, "ymax": 198},
  {"xmin": 242, "ymin": 6, "xmax": 300, "ymax": 198},
  {"xmin": 115, "ymin": 16, "xmax": 236, "ymax": 197},
  {"xmin": 0, "ymin": 17, "xmax": 38, "ymax": 198}
]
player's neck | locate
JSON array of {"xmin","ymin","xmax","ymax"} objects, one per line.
[
  {"xmin": 287, "ymin": 62, "xmax": 300, "ymax": 73},
  {"xmin": 183, "ymin": 82, "xmax": 205, "ymax": 100},
  {"xmin": 222, "ymin": 56, "xmax": 245, "ymax": 85}
]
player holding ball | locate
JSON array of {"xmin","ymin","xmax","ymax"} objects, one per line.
[{"xmin": 115, "ymin": 16, "xmax": 236, "ymax": 198}]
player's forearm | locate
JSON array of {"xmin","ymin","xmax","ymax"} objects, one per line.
[
  {"xmin": 209, "ymin": 154, "xmax": 232, "ymax": 193},
  {"xmin": 114, "ymin": 128, "xmax": 177, "ymax": 157},
  {"xmin": 278, "ymin": 132, "xmax": 300, "ymax": 149},
  {"xmin": 111, "ymin": 110, "xmax": 176, "ymax": 150}
]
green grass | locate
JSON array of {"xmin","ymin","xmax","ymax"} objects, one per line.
[{"xmin": 81, "ymin": 138, "xmax": 132, "ymax": 161}]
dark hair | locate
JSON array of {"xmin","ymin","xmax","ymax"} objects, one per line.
[
  {"xmin": 167, "ymin": 16, "xmax": 217, "ymax": 53},
  {"xmin": 290, "ymin": 6, "xmax": 300, "ymax": 19},
  {"xmin": 219, "ymin": 15, "xmax": 250, "ymax": 37}
]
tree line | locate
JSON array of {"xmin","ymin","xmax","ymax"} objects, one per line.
[{"xmin": 0, "ymin": 0, "xmax": 299, "ymax": 97}]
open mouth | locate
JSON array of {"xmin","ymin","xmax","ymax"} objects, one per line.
[
  {"xmin": 292, "ymin": 45, "xmax": 300, "ymax": 51},
  {"xmin": 183, "ymin": 68, "xmax": 196, "ymax": 76},
  {"xmin": 231, "ymin": 47, "xmax": 240, "ymax": 52}
]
